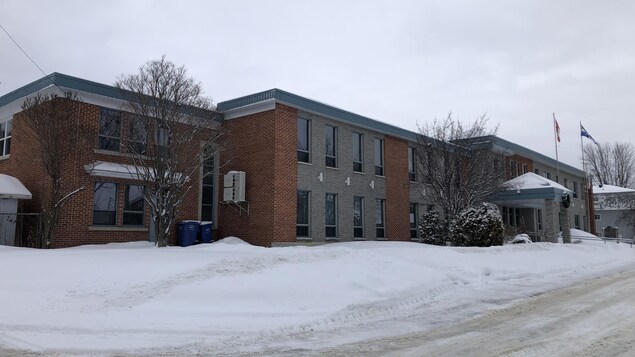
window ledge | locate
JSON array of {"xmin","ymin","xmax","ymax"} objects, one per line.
[
  {"xmin": 89, "ymin": 226, "xmax": 148, "ymax": 232},
  {"xmin": 94, "ymin": 149, "xmax": 150, "ymax": 160},
  {"xmin": 296, "ymin": 237, "xmax": 312, "ymax": 241},
  {"xmin": 353, "ymin": 171, "xmax": 365, "ymax": 175},
  {"xmin": 297, "ymin": 161, "xmax": 313, "ymax": 166},
  {"xmin": 375, "ymin": 175, "xmax": 386, "ymax": 179},
  {"xmin": 353, "ymin": 238, "xmax": 366, "ymax": 241},
  {"xmin": 376, "ymin": 238, "xmax": 388, "ymax": 241},
  {"xmin": 0, "ymin": 154, "xmax": 9, "ymax": 161},
  {"xmin": 325, "ymin": 238, "xmax": 339, "ymax": 241},
  {"xmin": 325, "ymin": 166, "xmax": 340, "ymax": 171}
]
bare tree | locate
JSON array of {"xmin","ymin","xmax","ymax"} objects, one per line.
[
  {"xmin": 416, "ymin": 114, "xmax": 505, "ymax": 224},
  {"xmin": 584, "ymin": 142, "xmax": 635, "ymax": 188},
  {"xmin": 20, "ymin": 92, "xmax": 89, "ymax": 248},
  {"xmin": 116, "ymin": 57, "xmax": 224, "ymax": 247}
]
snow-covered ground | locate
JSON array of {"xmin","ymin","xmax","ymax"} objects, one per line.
[{"xmin": 0, "ymin": 234, "xmax": 634, "ymax": 356}]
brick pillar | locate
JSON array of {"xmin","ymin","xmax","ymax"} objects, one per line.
[
  {"xmin": 384, "ymin": 136, "xmax": 410, "ymax": 241},
  {"xmin": 560, "ymin": 209, "xmax": 571, "ymax": 243},
  {"xmin": 544, "ymin": 199, "xmax": 560, "ymax": 243}
]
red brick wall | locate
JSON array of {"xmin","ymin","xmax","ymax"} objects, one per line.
[
  {"xmin": 1, "ymin": 99, "xmax": 206, "ymax": 248},
  {"xmin": 218, "ymin": 104, "xmax": 297, "ymax": 246},
  {"xmin": 505, "ymin": 155, "xmax": 534, "ymax": 179},
  {"xmin": 385, "ymin": 136, "xmax": 410, "ymax": 241}
]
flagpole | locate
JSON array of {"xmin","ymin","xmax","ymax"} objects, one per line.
[
  {"xmin": 553, "ymin": 113, "xmax": 560, "ymax": 181},
  {"xmin": 580, "ymin": 121, "xmax": 589, "ymax": 233}
]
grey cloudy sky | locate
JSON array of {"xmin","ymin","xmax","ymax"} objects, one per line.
[{"xmin": 2, "ymin": 0, "xmax": 634, "ymax": 168}]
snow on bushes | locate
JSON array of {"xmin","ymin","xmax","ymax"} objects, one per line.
[
  {"xmin": 451, "ymin": 202, "xmax": 504, "ymax": 247},
  {"xmin": 418, "ymin": 211, "xmax": 447, "ymax": 246}
]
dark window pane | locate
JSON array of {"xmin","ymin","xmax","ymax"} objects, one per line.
[
  {"xmin": 326, "ymin": 227, "xmax": 337, "ymax": 238},
  {"xmin": 376, "ymin": 228, "xmax": 385, "ymax": 238},
  {"xmin": 202, "ymin": 186, "xmax": 214, "ymax": 205},
  {"xmin": 354, "ymin": 227, "xmax": 364, "ymax": 238},
  {"xmin": 99, "ymin": 137, "xmax": 121, "ymax": 151},
  {"xmin": 375, "ymin": 166, "xmax": 384, "ymax": 176},
  {"xmin": 124, "ymin": 185, "xmax": 144, "ymax": 211},
  {"xmin": 93, "ymin": 182, "xmax": 117, "ymax": 225},
  {"xmin": 297, "ymin": 226, "xmax": 309, "ymax": 237},
  {"xmin": 374, "ymin": 138, "xmax": 383, "ymax": 167},
  {"xmin": 325, "ymin": 125, "xmax": 336, "ymax": 157},
  {"xmin": 297, "ymin": 191, "xmax": 309, "ymax": 225},
  {"xmin": 99, "ymin": 109, "xmax": 121, "ymax": 151},
  {"xmin": 353, "ymin": 161, "xmax": 363, "ymax": 172},
  {"xmin": 352, "ymin": 133, "xmax": 362, "ymax": 171},
  {"xmin": 298, "ymin": 118, "xmax": 309, "ymax": 151},
  {"xmin": 298, "ymin": 151, "xmax": 309, "ymax": 163},
  {"xmin": 326, "ymin": 156, "xmax": 336, "ymax": 168},
  {"xmin": 201, "ymin": 205, "xmax": 213, "ymax": 222},
  {"xmin": 123, "ymin": 212, "xmax": 143, "ymax": 226},
  {"xmin": 353, "ymin": 196, "xmax": 363, "ymax": 227},
  {"xmin": 325, "ymin": 193, "xmax": 336, "ymax": 226}
]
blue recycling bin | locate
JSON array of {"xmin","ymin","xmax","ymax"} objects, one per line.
[
  {"xmin": 177, "ymin": 220, "xmax": 200, "ymax": 247},
  {"xmin": 199, "ymin": 221, "xmax": 213, "ymax": 243}
]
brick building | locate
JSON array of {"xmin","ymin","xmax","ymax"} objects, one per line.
[{"xmin": 0, "ymin": 74, "xmax": 593, "ymax": 247}]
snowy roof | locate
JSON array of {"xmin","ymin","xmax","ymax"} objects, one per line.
[
  {"xmin": 505, "ymin": 172, "xmax": 570, "ymax": 192},
  {"xmin": 0, "ymin": 174, "xmax": 32, "ymax": 199},
  {"xmin": 85, "ymin": 161, "xmax": 144, "ymax": 180},
  {"xmin": 592, "ymin": 184, "xmax": 635, "ymax": 194}
]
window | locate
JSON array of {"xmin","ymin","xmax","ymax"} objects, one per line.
[
  {"xmin": 0, "ymin": 120, "xmax": 11, "ymax": 156},
  {"xmin": 410, "ymin": 203, "xmax": 418, "ymax": 239},
  {"xmin": 297, "ymin": 118, "xmax": 310, "ymax": 163},
  {"xmin": 534, "ymin": 168, "xmax": 540, "ymax": 175},
  {"xmin": 517, "ymin": 163, "xmax": 522, "ymax": 176},
  {"xmin": 201, "ymin": 156, "xmax": 215, "ymax": 222},
  {"xmin": 325, "ymin": 125, "xmax": 337, "ymax": 167},
  {"xmin": 408, "ymin": 147, "xmax": 416, "ymax": 182},
  {"xmin": 522, "ymin": 164, "xmax": 528, "ymax": 174},
  {"xmin": 544, "ymin": 172, "xmax": 551, "ymax": 180},
  {"xmin": 537, "ymin": 209, "xmax": 543, "ymax": 231},
  {"xmin": 99, "ymin": 108, "xmax": 121, "ymax": 151},
  {"xmin": 564, "ymin": 178, "xmax": 568, "ymax": 189},
  {"xmin": 352, "ymin": 132, "xmax": 363, "ymax": 172},
  {"xmin": 374, "ymin": 138, "xmax": 384, "ymax": 176},
  {"xmin": 510, "ymin": 161, "xmax": 515, "ymax": 177},
  {"xmin": 595, "ymin": 214, "xmax": 601, "ymax": 220},
  {"xmin": 573, "ymin": 181, "xmax": 578, "ymax": 198},
  {"xmin": 376, "ymin": 199, "xmax": 386, "ymax": 238},
  {"xmin": 155, "ymin": 122, "xmax": 170, "ymax": 157},
  {"xmin": 123, "ymin": 185, "xmax": 144, "ymax": 226},
  {"xmin": 427, "ymin": 204, "xmax": 434, "ymax": 212},
  {"xmin": 297, "ymin": 190, "xmax": 310, "ymax": 237},
  {"xmin": 353, "ymin": 196, "xmax": 364, "ymax": 238},
  {"xmin": 128, "ymin": 116, "xmax": 148, "ymax": 155},
  {"xmin": 325, "ymin": 193, "xmax": 337, "ymax": 238},
  {"xmin": 574, "ymin": 214, "xmax": 581, "ymax": 229},
  {"xmin": 93, "ymin": 182, "xmax": 117, "ymax": 225},
  {"xmin": 583, "ymin": 216, "xmax": 587, "ymax": 231}
]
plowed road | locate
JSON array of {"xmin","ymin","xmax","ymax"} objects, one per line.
[{"xmin": 306, "ymin": 268, "xmax": 635, "ymax": 357}]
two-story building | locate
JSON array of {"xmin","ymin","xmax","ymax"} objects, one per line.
[{"xmin": 0, "ymin": 73, "xmax": 593, "ymax": 247}]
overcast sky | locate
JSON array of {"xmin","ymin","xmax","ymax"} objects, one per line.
[{"xmin": 2, "ymin": 1, "xmax": 634, "ymax": 168}]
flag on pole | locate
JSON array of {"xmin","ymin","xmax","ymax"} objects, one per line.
[
  {"xmin": 553, "ymin": 114, "xmax": 561, "ymax": 142},
  {"xmin": 580, "ymin": 123, "xmax": 599, "ymax": 146}
]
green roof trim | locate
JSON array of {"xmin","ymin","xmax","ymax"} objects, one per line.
[{"xmin": 217, "ymin": 88, "xmax": 419, "ymax": 141}]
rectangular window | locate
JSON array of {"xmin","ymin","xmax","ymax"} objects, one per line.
[
  {"xmin": 155, "ymin": 122, "xmax": 170, "ymax": 157},
  {"xmin": 201, "ymin": 156, "xmax": 215, "ymax": 222},
  {"xmin": 352, "ymin": 132, "xmax": 363, "ymax": 172},
  {"xmin": 537, "ymin": 209, "xmax": 543, "ymax": 231},
  {"xmin": 408, "ymin": 147, "xmax": 416, "ymax": 182},
  {"xmin": 595, "ymin": 214, "xmax": 601, "ymax": 220},
  {"xmin": 502, "ymin": 207, "xmax": 509, "ymax": 225},
  {"xmin": 522, "ymin": 164, "xmax": 528, "ymax": 174},
  {"xmin": 517, "ymin": 163, "xmax": 522, "ymax": 176},
  {"xmin": 564, "ymin": 178, "xmax": 568, "ymax": 189},
  {"xmin": 574, "ymin": 214, "xmax": 581, "ymax": 229},
  {"xmin": 374, "ymin": 138, "xmax": 384, "ymax": 176},
  {"xmin": 427, "ymin": 204, "xmax": 434, "ymax": 212},
  {"xmin": 93, "ymin": 182, "xmax": 118, "ymax": 225},
  {"xmin": 545, "ymin": 172, "xmax": 551, "ymax": 180},
  {"xmin": 297, "ymin": 118, "xmax": 310, "ymax": 163},
  {"xmin": 325, "ymin": 125, "xmax": 337, "ymax": 168},
  {"xmin": 573, "ymin": 181, "xmax": 578, "ymax": 198},
  {"xmin": 128, "ymin": 116, "xmax": 148, "ymax": 155},
  {"xmin": 123, "ymin": 184, "xmax": 144, "ymax": 226},
  {"xmin": 353, "ymin": 196, "xmax": 364, "ymax": 238},
  {"xmin": 534, "ymin": 168, "xmax": 540, "ymax": 175},
  {"xmin": 0, "ymin": 120, "xmax": 12, "ymax": 156},
  {"xmin": 325, "ymin": 193, "xmax": 337, "ymax": 238},
  {"xmin": 410, "ymin": 203, "xmax": 418, "ymax": 239},
  {"xmin": 99, "ymin": 108, "xmax": 121, "ymax": 151},
  {"xmin": 376, "ymin": 199, "xmax": 386, "ymax": 238},
  {"xmin": 510, "ymin": 160, "xmax": 515, "ymax": 177},
  {"xmin": 297, "ymin": 190, "xmax": 310, "ymax": 237},
  {"xmin": 583, "ymin": 216, "xmax": 587, "ymax": 231}
]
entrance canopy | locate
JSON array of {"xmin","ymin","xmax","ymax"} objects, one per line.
[
  {"xmin": 0, "ymin": 174, "xmax": 31, "ymax": 200},
  {"xmin": 492, "ymin": 172, "xmax": 570, "ymax": 208}
]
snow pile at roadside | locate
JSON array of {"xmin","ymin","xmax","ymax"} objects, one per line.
[{"xmin": 0, "ymin": 237, "xmax": 633, "ymax": 355}]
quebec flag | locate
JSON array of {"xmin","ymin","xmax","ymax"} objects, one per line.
[{"xmin": 580, "ymin": 124, "xmax": 599, "ymax": 146}]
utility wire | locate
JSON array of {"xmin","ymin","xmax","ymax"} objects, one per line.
[{"xmin": 0, "ymin": 23, "xmax": 48, "ymax": 76}]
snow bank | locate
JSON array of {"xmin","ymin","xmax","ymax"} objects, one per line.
[{"xmin": 0, "ymin": 238, "xmax": 633, "ymax": 355}]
